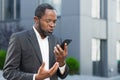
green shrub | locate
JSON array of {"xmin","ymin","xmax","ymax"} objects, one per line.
[
  {"xmin": 66, "ymin": 57, "xmax": 80, "ymax": 75},
  {"xmin": 0, "ymin": 49, "xmax": 6, "ymax": 70}
]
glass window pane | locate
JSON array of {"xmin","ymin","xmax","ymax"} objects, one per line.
[
  {"xmin": 116, "ymin": 0, "xmax": 120, "ymax": 23},
  {"xmin": 92, "ymin": 38, "xmax": 100, "ymax": 61},
  {"xmin": 4, "ymin": 0, "xmax": 14, "ymax": 20},
  {"xmin": 100, "ymin": 0, "xmax": 105, "ymax": 19},
  {"xmin": 91, "ymin": 0, "xmax": 100, "ymax": 18},
  {"xmin": 116, "ymin": 41, "xmax": 120, "ymax": 73},
  {"xmin": 16, "ymin": 0, "xmax": 20, "ymax": 19},
  {"xmin": 2, "ymin": 0, "xmax": 20, "ymax": 21},
  {"xmin": 116, "ymin": 41, "xmax": 120, "ymax": 60}
]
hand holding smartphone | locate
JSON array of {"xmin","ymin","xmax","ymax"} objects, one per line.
[{"xmin": 60, "ymin": 39, "xmax": 72, "ymax": 50}]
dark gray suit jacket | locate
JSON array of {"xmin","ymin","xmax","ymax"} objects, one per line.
[{"xmin": 3, "ymin": 29, "xmax": 69, "ymax": 80}]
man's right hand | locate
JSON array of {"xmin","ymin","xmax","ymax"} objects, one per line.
[{"xmin": 35, "ymin": 62, "xmax": 59, "ymax": 80}]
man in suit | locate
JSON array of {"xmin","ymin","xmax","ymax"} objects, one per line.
[{"xmin": 3, "ymin": 3, "xmax": 69, "ymax": 80}]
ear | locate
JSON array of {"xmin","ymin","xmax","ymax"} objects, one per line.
[{"xmin": 34, "ymin": 16, "xmax": 39, "ymax": 23}]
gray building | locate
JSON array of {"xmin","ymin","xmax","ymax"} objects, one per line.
[{"xmin": 1, "ymin": 0, "xmax": 120, "ymax": 78}]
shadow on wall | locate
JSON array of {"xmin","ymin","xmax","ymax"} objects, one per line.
[{"xmin": 0, "ymin": 21, "xmax": 25, "ymax": 50}]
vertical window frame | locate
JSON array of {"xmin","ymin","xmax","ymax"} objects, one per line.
[{"xmin": 1, "ymin": 0, "xmax": 5, "ymax": 21}]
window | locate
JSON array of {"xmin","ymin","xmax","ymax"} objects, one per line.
[
  {"xmin": 40, "ymin": 0, "xmax": 61, "ymax": 16},
  {"xmin": 116, "ymin": 41, "xmax": 120, "ymax": 73},
  {"xmin": 91, "ymin": 38, "xmax": 100, "ymax": 61},
  {"xmin": 91, "ymin": 0, "xmax": 100, "ymax": 18},
  {"xmin": 92, "ymin": 39, "xmax": 107, "ymax": 76},
  {"xmin": 1, "ymin": 0, "xmax": 20, "ymax": 21},
  {"xmin": 91, "ymin": 0, "xmax": 106, "ymax": 19},
  {"xmin": 116, "ymin": 41, "xmax": 120, "ymax": 60},
  {"xmin": 116, "ymin": 0, "xmax": 120, "ymax": 23}
]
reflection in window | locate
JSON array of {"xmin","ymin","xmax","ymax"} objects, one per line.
[
  {"xmin": 116, "ymin": 0, "xmax": 120, "ymax": 23},
  {"xmin": 92, "ymin": 38, "xmax": 100, "ymax": 61},
  {"xmin": 41, "ymin": 0, "xmax": 61, "ymax": 16},
  {"xmin": 1, "ymin": 0, "xmax": 20, "ymax": 21}
]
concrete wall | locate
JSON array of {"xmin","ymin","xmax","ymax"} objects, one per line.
[
  {"xmin": 61, "ymin": 0, "xmax": 80, "ymax": 61},
  {"xmin": 80, "ymin": 0, "xmax": 107, "ymax": 75},
  {"xmin": 107, "ymin": 0, "xmax": 119, "ymax": 77},
  {"xmin": 20, "ymin": 0, "xmax": 39, "ymax": 29}
]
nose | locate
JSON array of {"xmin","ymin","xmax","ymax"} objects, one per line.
[{"xmin": 49, "ymin": 22, "xmax": 56, "ymax": 27}]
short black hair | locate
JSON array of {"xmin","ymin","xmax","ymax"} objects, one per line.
[{"xmin": 35, "ymin": 3, "xmax": 55, "ymax": 19}]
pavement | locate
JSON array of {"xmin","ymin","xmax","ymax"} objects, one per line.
[
  {"xmin": 1, "ymin": 70, "xmax": 120, "ymax": 80},
  {"xmin": 0, "ymin": 71, "xmax": 5, "ymax": 80},
  {"xmin": 60, "ymin": 75, "xmax": 120, "ymax": 80}
]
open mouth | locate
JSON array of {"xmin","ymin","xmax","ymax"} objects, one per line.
[{"xmin": 49, "ymin": 28, "xmax": 54, "ymax": 32}]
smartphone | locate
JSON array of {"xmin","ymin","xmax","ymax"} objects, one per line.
[{"xmin": 60, "ymin": 39, "xmax": 72, "ymax": 50}]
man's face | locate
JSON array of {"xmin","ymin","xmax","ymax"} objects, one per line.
[{"xmin": 36, "ymin": 9, "xmax": 57, "ymax": 37}]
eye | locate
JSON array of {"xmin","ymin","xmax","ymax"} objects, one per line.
[
  {"xmin": 46, "ymin": 19, "xmax": 52, "ymax": 23},
  {"xmin": 53, "ymin": 20, "xmax": 57, "ymax": 24},
  {"xmin": 46, "ymin": 19, "xmax": 57, "ymax": 24}
]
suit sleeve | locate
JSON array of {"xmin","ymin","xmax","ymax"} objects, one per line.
[
  {"xmin": 57, "ymin": 64, "xmax": 69, "ymax": 79},
  {"xmin": 3, "ymin": 33, "xmax": 33, "ymax": 80}
]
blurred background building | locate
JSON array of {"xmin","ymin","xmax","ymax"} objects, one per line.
[{"xmin": 0, "ymin": 0, "xmax": 120, "ymax": 78}]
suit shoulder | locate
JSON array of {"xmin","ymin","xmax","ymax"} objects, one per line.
[
  {"xmin": 11, "ymin": 29, "xmax": 30, "ymax": 38},
  {"xmin": 50, "ymin": 34, "xmax": 61, "ymax": 40},
  {"xmin": 49, "ymin": 34, "xmax": 62, "ymax": 43}
]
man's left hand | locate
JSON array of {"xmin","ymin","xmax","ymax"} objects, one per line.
[{"xmin": 54, "ymin": 43, "xmax": 68, "ymax": 67}]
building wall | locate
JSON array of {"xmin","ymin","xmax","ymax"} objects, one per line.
[
  {"xmin": 61, "ymin": 0, "xmax": 80, "ymax": 62},
  {"xmin": 80, "ymin": 0, "xmax": 107, "ymax": 75},
  {"xmin": 107, "ymin": 0, "xmax": 118, "ymax": 77},
  {"xmin": 61, "ymin": 0, "xmax": 120, "ymax": 77},
  {"xmin": 20, "ymin": 0, "xmax": 39, "ymax": 29}
]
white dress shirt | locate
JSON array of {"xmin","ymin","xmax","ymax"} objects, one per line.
[{"xmin": 33, "ymin": 26, "xmax": 65, "ymax": 80}]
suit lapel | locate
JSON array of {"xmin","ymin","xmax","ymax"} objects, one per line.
[
  {"xmin": 27, "ymin": 29, "xmax": 43, "ymax": 63},
  {"xmin": 27, "ymin": 29, "xmax": 58, "ymax": 68}
]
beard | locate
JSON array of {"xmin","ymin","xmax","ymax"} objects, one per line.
[
  {"xmin": 39, "ymin": 27, "xmax": 52, "ymax": 37},
  {"xmin": 38, "ymin": 22, "xmax": 52, "ymax": 37}
]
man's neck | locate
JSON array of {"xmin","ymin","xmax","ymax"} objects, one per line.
[{"xmin": 39, "ymin": 32, "xmax": 47, "ymax": 39}]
